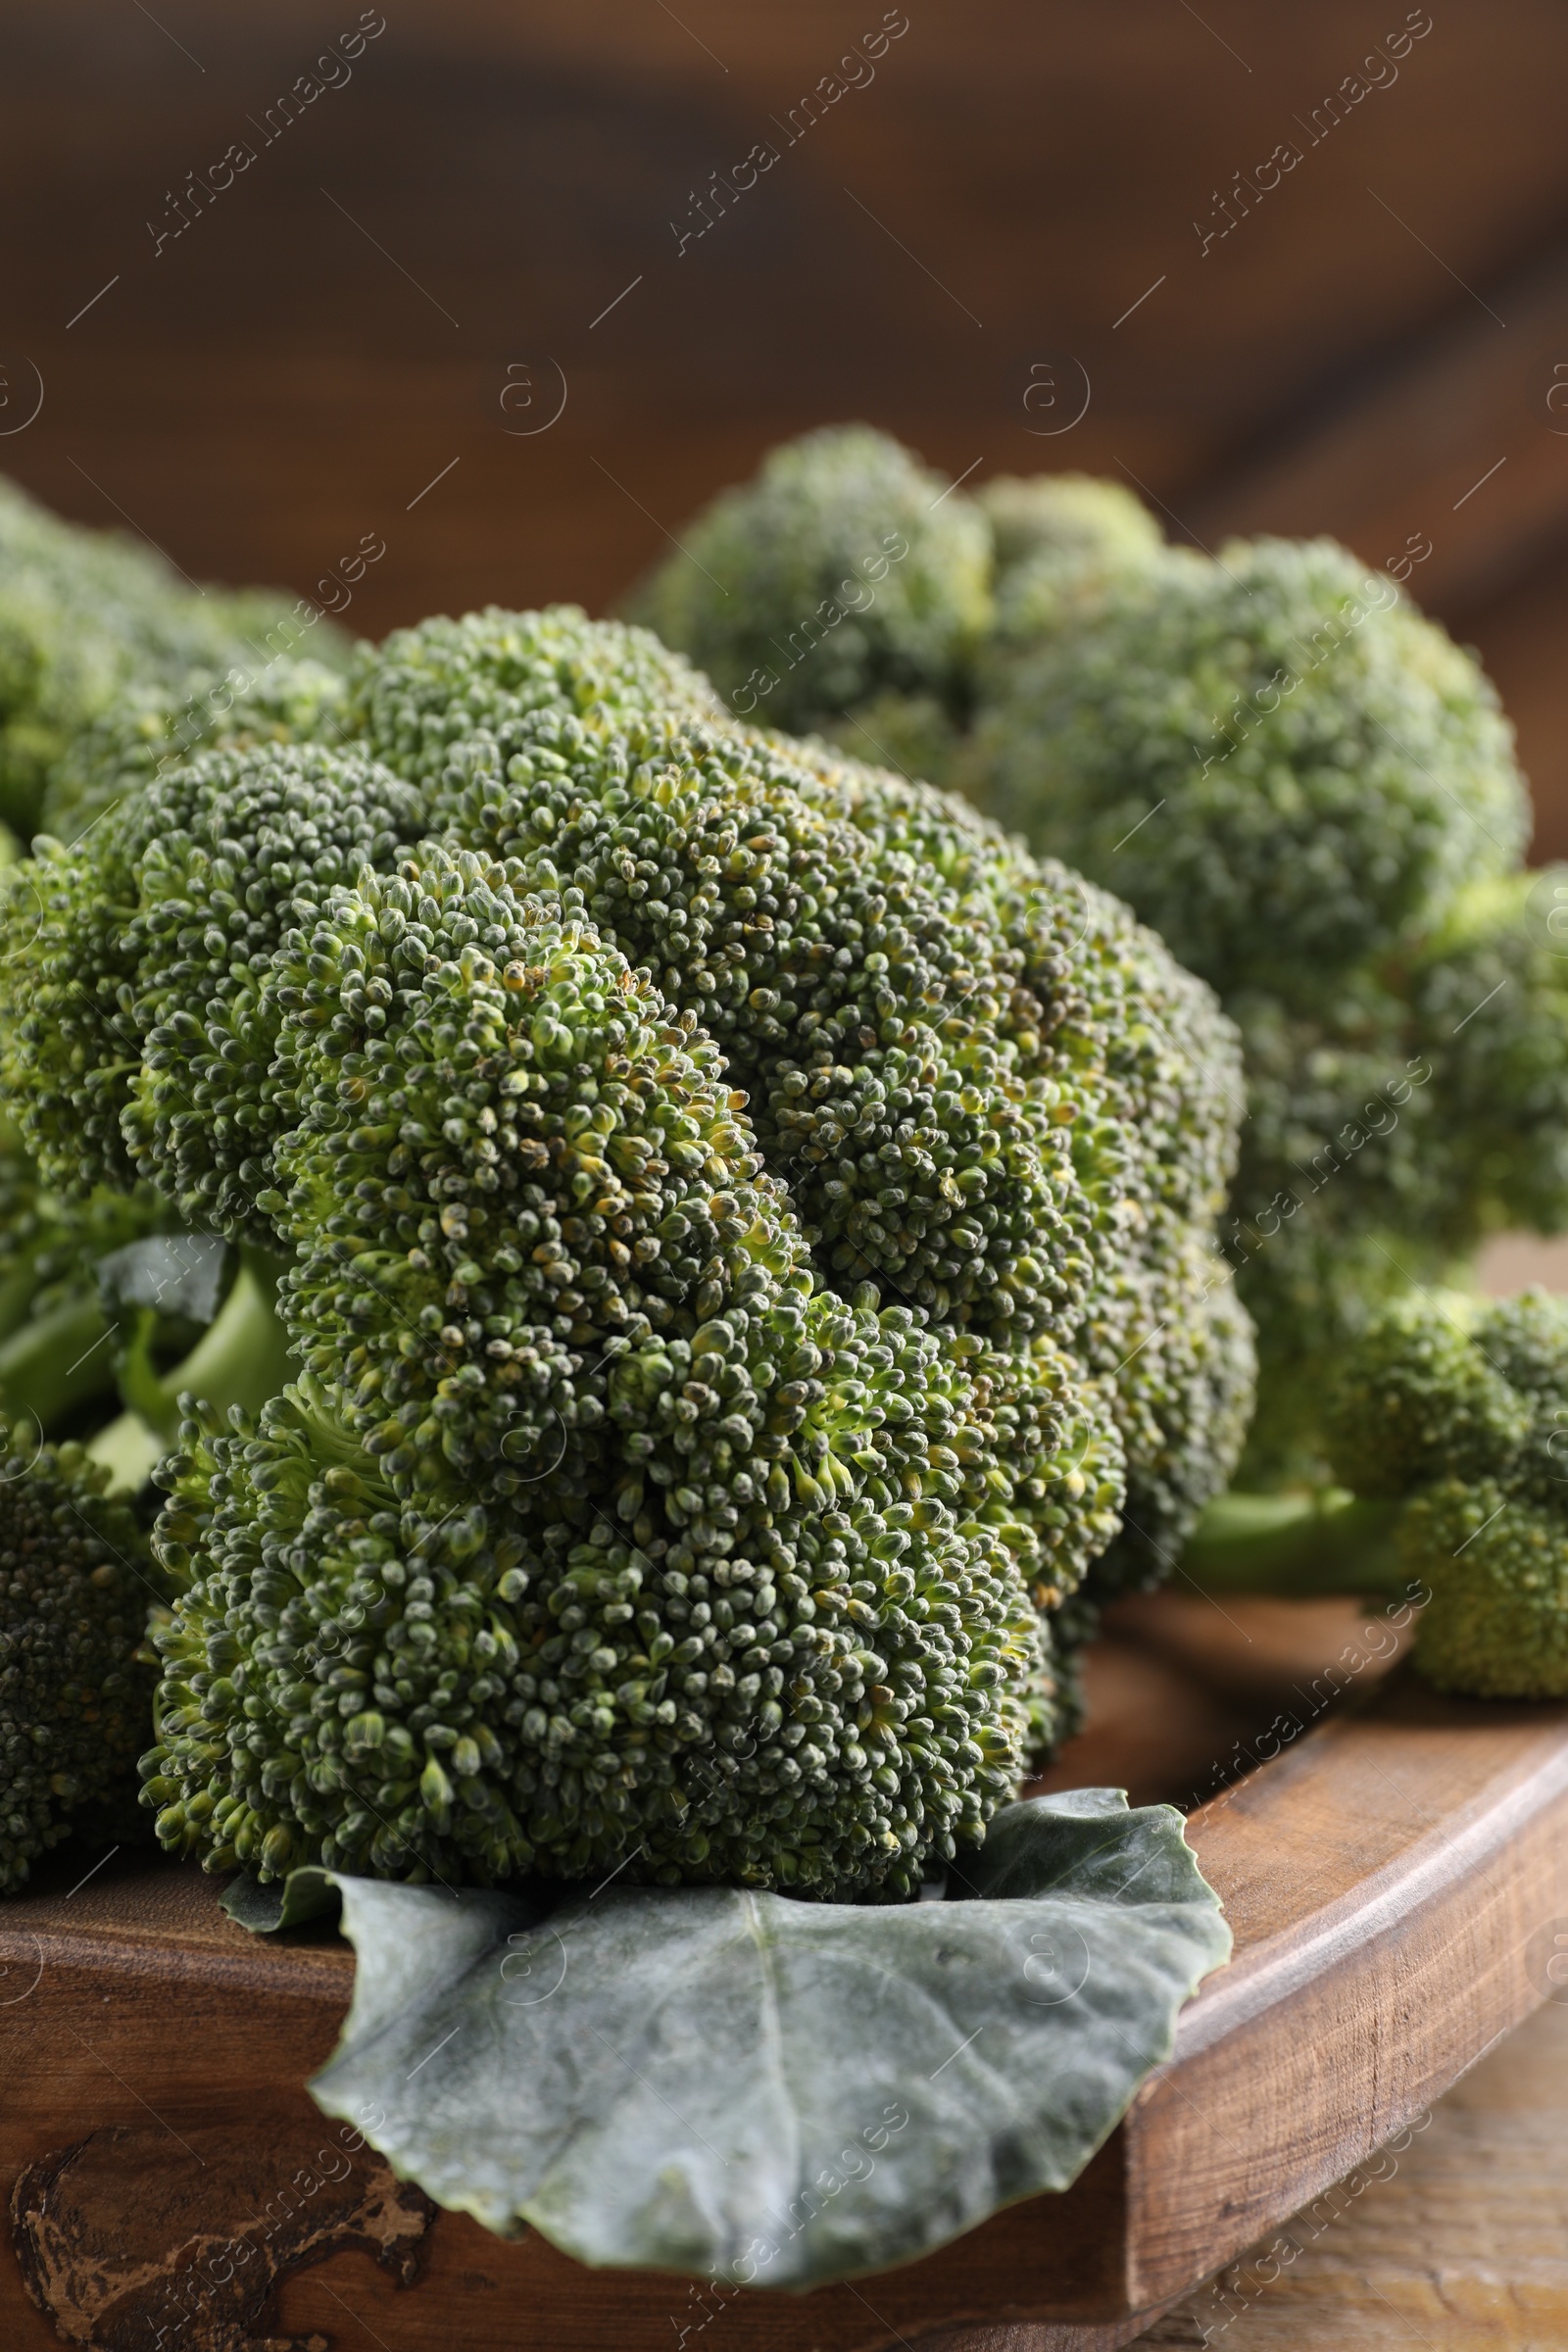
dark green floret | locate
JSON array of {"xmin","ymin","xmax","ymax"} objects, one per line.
[
  {"xmin": 0, "ymin": 1421, "xmax": 158, "ymax": 1889},
  {"xmin": 144, "ymin": 847, "xmax": 1123, "ymax": 1892}
]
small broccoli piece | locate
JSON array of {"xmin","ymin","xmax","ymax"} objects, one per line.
[
  {"xmin": 623, "ymin": 426, "xmax": 992, "ymax": 735},
  {"xmin": 1411, "ymin": 872, "xmax": 1568, "ymax": 1241},
  {"xmin": 974, "ymin": 536, "xmax": 1526, "ymax": 1003},
  {"xmin": 39, "ymin": 653, "xmax": 352, "ymax": 845},
  {"xmin": 0, "ymin": 1421, "xmax": 157, "ymax": 1888},
  {"xmin": 1339, "ymin": 1293, "xmax": 1568, "ymax": 1697},
  {"xmin": 977, "ymin": 472, "xmax": 1163, "ymax": 647},
  {"xmin": 0, "ymin": 744, "xmax": 423, "ymax": 1216},
  {"xmin": 1189, "ymin": 1291, "xmax": 1568, "ymax": 1700},
  {"xmin": 0, "ymin": 474, "xmax": 342, "ymax": 837}
]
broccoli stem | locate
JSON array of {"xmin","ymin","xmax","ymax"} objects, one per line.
[
  {"xmin": 89, "ymin": 1248, "xmax": 295, "ymax": 1489},
  {"xmin": 0, "ymin": 1292, "xmax": 119, "ymax": 1433},
  {"xmin": 1179, "ymin": 1489, "xmax": 1407, "ymax": 1600}
]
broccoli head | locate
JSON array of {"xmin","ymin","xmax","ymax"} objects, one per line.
[
  {"xmin": 977, "ymin": 472, "xmax": 1163, "ymax": 647},
  {"xmin": 0, "ymin": 473, "xmax": 344, "ymax": 839},
  {"xmin": 624, "ymin": 434, "xmax": 1567, "ymax": 1491},
  {"xmin": 109, "ymin": 608, "xmax": 1250, "ymax": 1897},
  {"xmin": 965, "ymin": 530, "xmax": 1559, "ymax": 1483},
  {"xmin": 0, "ymin": 1421, "xmax": 157, "ymax": 1888},
  {"xmin": 974, "ymin": 535, "xmax": 1526, "ymax": 1004},
  {"xmin": 622, "ymin": 425, "xmax": 992, "ymax": 736},
  {"xmin": 1324, "ymin": 1291, "xmax": 1568, "ymax": 1697}
]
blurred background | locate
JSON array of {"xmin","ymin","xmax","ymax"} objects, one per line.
[{"xmin": 7, "ymin": 1, "xmax": 1568, "ymax": 849}]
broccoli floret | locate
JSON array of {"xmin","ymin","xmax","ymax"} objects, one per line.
[
  {"xmin": 38, "ymin": 653, "xmax": 352, "ymax": 845},
  {"xmin": 625, "ymin": 437, "xmax": 1564, "ymax": 1494},
  {"xmin": 975, "ymin": 535, "xmax": 1526, "ymax": 1002},
  {"xmin": 348, "ymin": 603, "xmax": 721, "ymax": 785},
  {"xmin": 143, "ymin": 849, "xmax": 1120, "ymax": 1890},
  {"xmin": 92, "ymin": 609, "xmax": 1248, "ymax": 1896},
  {"xmin": 0, "ymin": 473, "xmax": 344, "ymax": 838},
  {"xmin": 623, "ymin": 426, "xmax": 992, "ymax": 735},
  {"xmin": 0, "ymin": 1422, "xmax": 157, "ymax": 1888},
  {"xmin": 1193, "ymin": 1291, "xmax": 1568, "ymax": 1699},
  {"xmin": 976, "ymin": 472, "xmax": 1163, "ymax": 646},
  {"xmin": 970, "ymin": 533, "xmax": 1553, "ymax": 1481}
]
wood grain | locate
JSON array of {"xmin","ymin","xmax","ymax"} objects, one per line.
[
  {"xmin": 1129, "ymin": 1990, "xmax": 1568, "ymax": 2347},
  {"xmin": 0, "ymin": 1619, "xmax": 1562, "ymax": 2352}
]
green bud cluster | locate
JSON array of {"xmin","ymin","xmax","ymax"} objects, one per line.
[
  {"xmin": 623, "ymin": 425, "xmax": 992, "ymax": 734},
  {"xmin": 0, "ymin": 1421, "xmax": 156, "ymax": 1888},
  {"xmin": 39, "ymin": 653, "xmax": 351, "ymax": 846},
  {"xmin": 0, "ymin": 474, "xmax": 332, "ymax": 839},
  {"xmin": 347, "ymin": 604, "xmax": 721, "ymax": 786},
  {"xmin": 0, "ymin": 588, "xmax": 1247, "ymax": 1893},
  {"xmin": 1324, "ymin": 1292, "xmax": 1568, "ymax": 1697},
  {"xmin": 0, "ymin": 744, "xmax": 424, "ymax": 1220},
  {"xmin": 144, "ymin": 847, "xmax": 1123, "ymax": 1892}
]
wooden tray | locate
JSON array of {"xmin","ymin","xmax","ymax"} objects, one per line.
[{"xmin": 2, "ymin": 1600, "xmax": 1565, "ymax": 2352}]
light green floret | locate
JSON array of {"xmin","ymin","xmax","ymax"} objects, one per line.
[
  {"xmin": 977, "ymin": 472, "xmax": 1164, "ymax": 647},
  {"xmin": 39, "ymin": 653, "xmax": 351, "ymax": 844},
  {"xmin": 347, "ymin": 603, "xmax": 721, "ymax": 788},
  {"xmin": 1186, "ymin": 1290, "xmax": 1568, "ymax": 1700},
  {"xmin": 144, "ymin": 848, "xmax": 1121, "ymax": 1893},
  {"xmin": 0, "ymin": 472, "xmax": 333, "ymax": 838},
  {"xmin": 0, "ymin": 743, "xmax": 423, "ymax": 1218},
  {"xmin": 973, "ymin": 535, "xmax": 1528, "ymax": 1005},
  {"xmin": 1361, "ymin": 1294, "xmax": 1568, "ymax": 1697},
  {"xmin": 0, "ymin": 1421, "xmax": 157, "ymax": 1889},
  {"xmin": 623, "ymin": 425, "xmax": 993, "ymax": 735}
]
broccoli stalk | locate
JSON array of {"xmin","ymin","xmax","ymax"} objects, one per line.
[
  {"xmin": 88, "ymin": 1248, "xmax": 296, "ymax": 1491},
  {"xmin": 1180, "ymin": 1489, "xmax": 1406, "ymax": 1601},
  {"xmin": 1180, "ymin": 1289, "xmax": 1568, "ymax": 1699}
]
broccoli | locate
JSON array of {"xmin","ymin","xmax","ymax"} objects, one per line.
[
  {"xmin": 629, "ymin": 432, "xmax": 1566, "ymax": 1491},
  {"xmin": 623, "ymin": 425, "xmax": 992, "ymax": 738},
  {"xmin": 48, "ymin": 606, "xmax": 1253, "ymax": 1896},
  {"xmin": 39, "ymin": 650, "xmax": 352, "ymax": 847},
  {"xmin": 971, "ymin": 531, "xmax": 1558, "ymax": 1479},
  {"xmin": 0, "ymin": 473, "xmax": 345, "ymax": 840},
  {"xmin": 1187, "ymin": 1289, "xmax": 1568, "ymax": 1699},
  {"xmin": 976, "ymin": 472, "xmax": 1164, "ymax": 648},
  {"xmin": 0, "ymin": 1420, "xmax": 158, "ymax": 1888}
]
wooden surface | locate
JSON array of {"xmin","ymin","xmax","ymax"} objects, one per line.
[
  {"xmin": 5, "ymin": 3, "xmax": 1568, "ymax": 848},
  {"xmin": 1130, "ymin": 1993, "xmax": 1568, "ymax": 2348},
  {"xmin": 0, "ymin": 1606, "xmax": 1564, "ymax": 2351}
]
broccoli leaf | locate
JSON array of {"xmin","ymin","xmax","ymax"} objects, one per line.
[
  {"xmin": 96, "ymin": 1233, "xmax": 231, "ymax": 1325},
  {"xmin": 233, "ymin": 1789, "xmax": 1229, "ymax": 2289}
]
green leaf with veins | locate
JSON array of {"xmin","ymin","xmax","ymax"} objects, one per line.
[{"xmin": 225, "ymin": 1788, "xmax": 1229, "ymax": 2289}]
